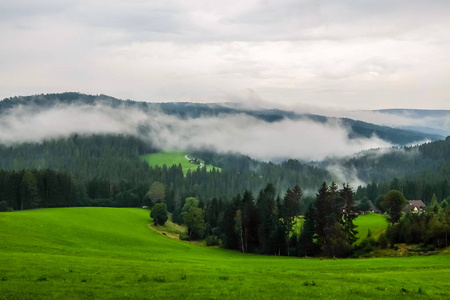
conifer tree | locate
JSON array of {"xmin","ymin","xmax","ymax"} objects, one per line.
[
  {"xmin": 298, "ymin": 203, "xmax": 317, "ymax": 256},
  {"xmin": 339, "ymin": 184, "xmax": 358, "ymax": 246},
  {"xmin": 20, "ymin": 171, "xmax": 40, "ymax": 210},
  {"xmin": 256, "ymin": 184, "xmax": 276, "ymax": 254}
]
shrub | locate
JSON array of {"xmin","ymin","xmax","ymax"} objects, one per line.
[
  {"xmin": 179, "ymin": 232, "xmax": 190, "ymax": 241},
  {"xmin": 206, "ymin": 235, "xmax": 221, "ymax": 246},
  {"xmin": 150, "ymin": 203, "xmax": 168, "ymax": 226}
]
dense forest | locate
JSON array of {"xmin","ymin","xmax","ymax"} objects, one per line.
[
  {"xmin": 210, "ymin": 182, "xmax": 360, "ymax": 257},
  {"xmin": 332, "ymin": 136, "xmax": 450, "ymax": 184},
  {"xmin": 0, "ymin": 134, "xmax": 329, "ymax": 212},
  {"xmin": 1, "ymin": 134, "xmax": 450, "ymax": 213},
  {"xmin": 336, "ymin": 137, "xmax": 450, "ymax": 207}
]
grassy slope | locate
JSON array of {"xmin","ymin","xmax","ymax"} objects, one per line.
[
  {"xmin": 354, "ymin": 213, "xmax": 389, "ymax": 244},
  {"xmin": 140, "ymin": 151, "xmax": 219, "ymax": 175},
  {"xmin": 1, "ymin": 208, "xmax": 449, "ymax": 299}
]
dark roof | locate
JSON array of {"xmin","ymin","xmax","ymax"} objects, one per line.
[{"xmin": 408, "ymin": 200, "xmax": 426, "ymax": 208}]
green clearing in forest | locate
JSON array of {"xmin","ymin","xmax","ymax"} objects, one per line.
[
  {"xmin": 1, "ymin": 208, "xmax": 449, "ymax": 299},
  {"xmin": 354, "ymin": 213, "xmax": 389, "ymax": 243},
  {"xmin": 292, "ymin": 213, "xmax": 387, "ymax": 242},
  {"xmin": 140, "ymin": 151, "xmax": 219, "ymax": 175}
]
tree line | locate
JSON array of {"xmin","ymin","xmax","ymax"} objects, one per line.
[{"xmin": 157, "ymin": 182, "xmax": 359, "ymax": 258}]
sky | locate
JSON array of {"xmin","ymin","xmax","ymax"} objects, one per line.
[{"xmin": 1, "ymin": 0, "xmax": 450, "ymax": 109}]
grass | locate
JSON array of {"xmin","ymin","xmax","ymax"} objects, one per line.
[
  {"xmin": 1, "ymin": 207, "xmax": 449, "ymax": 299},
  {"xmin": 149, "ymin": 213, "xmax": 186, "ymax": 239},
  {"xmin": 291, "ymin": 213, "xmax": 387, "ymax": 243},
  {"xmin": 354, "ymin": 213, "xmax": 389, "ymax": 243},
  {"xmin": 140, "ymin": 151, "xmax": 219, "ymax": 175}
]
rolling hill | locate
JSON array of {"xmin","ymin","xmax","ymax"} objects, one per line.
[{"xmin": 1, "ymin": 207, "xmax": 449, "ymax": 299}]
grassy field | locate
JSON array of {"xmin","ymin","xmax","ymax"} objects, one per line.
[
  {"xmin": 140, "ymin": 152, "xmax": 219, "ymax": 175},
  {"xmin": 354, "ymin": 213, "xmax": 388, "ymax": 243},
  {"xmin": 1, "ymin": 208, "xmax": 449, "ymax": 299}
]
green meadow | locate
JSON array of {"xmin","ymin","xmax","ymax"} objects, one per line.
[
  {"xmin": 140, "ymin": 152, "xmax": 219, "ymax": 175},
  {"xmin": 1, "ymin": 208, "xmax": 449, "ymax": 299},
  {"xmin": 354, "ymin": 213, "xmax": 389, "ymax": 243}
]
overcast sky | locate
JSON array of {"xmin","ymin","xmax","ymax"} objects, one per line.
[{"xmin": 1, "ymin": 0, "xmax": 449, "ymax": 109}]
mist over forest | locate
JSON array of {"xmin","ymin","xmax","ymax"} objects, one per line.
[{"xmin": 0, "ymin": 93, "xmax": 443, "ymax": 163}]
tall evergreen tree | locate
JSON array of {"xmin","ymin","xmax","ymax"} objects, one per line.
[
  {"xmin": 20, "ymin": 171, "xmax": 40, "ymax": 210},
  {"xmin": 241, "ymin": 190, "xmax": 260, "ymax": 253},
  {"xmin": 298, "ymin": 203, "xmax": 317, "ymax": 256},
  {"xmin": 339, "ymin": 184, "xmax": 358, "ymax": 246},
  {"xmin": 314, "ymin": 182, "xmax": 331, "ymax": 249},
  {"xmin": 256, "ymin": 183, "xmax": 276, "ymax": 254},
  {"xmin": 282, "ymin": 185, "xmax": 302, "ymax": 234}
]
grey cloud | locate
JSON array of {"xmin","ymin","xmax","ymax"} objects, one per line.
[
  {"xmin": 4, "ymin": 0, "xmax": 449, "ymax": 43},
  {"xmin": 1, "ymin": 0, "xmax": 449, "ymax": 109}
]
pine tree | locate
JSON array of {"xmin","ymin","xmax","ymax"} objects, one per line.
[
  {"xmin": 256, "ymin": 184, "xmax": 276, "ymax": 254},
  {"xmin": 298, "ymin": 203, "xmax": 317, "ymax": 256},
  {"xmin": 241, "ymin": 190, "xmax": 259, "ymax": 253},
  {"xmin": 20, "ymin": 171, "xmax": 40, "ymax": 210},
  {"xmin": 339, "ymin": 184, "xmax": 358, "ymax": 246},
  {"xmin": 314, "ymin": 182, "xmax": 331, "ymax": 248}
]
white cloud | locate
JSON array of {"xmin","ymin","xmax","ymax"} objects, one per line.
[{"xmin": 0, "ymin": 103, "xmax": 393, "ymax": 162}]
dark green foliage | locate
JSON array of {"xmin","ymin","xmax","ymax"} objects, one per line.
[
  {"xmin": 182, "ymin": 206, "xmax": 206, "ymax": 240},
  {"xmin": 150, "ymin": 203, "xmax": 168, "ymax": 226},
  {"xmin": 298, "ymin": 204, "xmax": 318, "ymax": 257},
  {"xmin": 353, "ymin": 235, "xmax": 376, "ymax": 257},
  {"xmin": 314, "ymin": 182, "xmax": 332, "ymax": 249},
  {"xmin": 172, "ymin": 208, "xmax": 183, "ymax": 225},
  {"xmin": 220, "ymin": 194, "xmax": 241, "ymax": 250},
  {"xmin": 358, "ymin": 197, "xmax": 371, "ymax": 212},
  {"xmin": 0, "ymin": 201, "xmax": 8, "ymax": 212},
  {"xmin": 20, "ymin": 171, "xmax": 41, "ymax": 210},
  {"xmin": 205, "ymin": 235, "xmax": 220, "ymax": 246},
  {"xmin": 382, "ymin": 190, "xmax": 408, "ymax": 224},
  {"xmin": 241, "ymin": 191, "xmax": 260, "ymax": 253},
  {"xmin": 0, "ymin": 169, "xmax": 81, "ymax": 210},
  {"xmin": 338, "ymin": 137, "xmax": 450, "ymax": 204},
  {"xmin": 385, "ymin": 204, "xmax": 450, "ymax": 247},
  {"xmin": 303, "ymin": 182, "xmax": 359, "ymax": 257},
  {"xmin": 0, "ymin": 133, "xmax": 335, "ymax": 210},
  {"xmin": 256, "ymin": 184, "xmax": 277, "ymax": 254},
  {"xmin": 321, "ymin": 222, "xmax": 351, "ymax": 258},
  {"xmin": 340, "ymin": 184, "xmax": 359, "ymax": 245},
  {"xmin": 282, "ymin": 185, "xmax": 302, "ymax": 234}
]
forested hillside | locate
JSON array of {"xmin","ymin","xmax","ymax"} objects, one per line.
[
  {"xmin": 0, "ymin": 134, "xmax": 330, "ymax": 211},
  {"xmin": 339, "ymin": 137, "xmax": 450, "ymax": 206},
  {"xmin": 340, "ymin": 136, "xmax": 450, "ymax": 183}
]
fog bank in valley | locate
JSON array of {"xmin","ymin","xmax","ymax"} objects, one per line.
[{"xmin": 0, "ymin": 103, "xmax": 393, "ymax": 162}]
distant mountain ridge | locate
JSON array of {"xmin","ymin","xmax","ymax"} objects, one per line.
[
  {"xmin": 0, "ymin": 92, "xmax": 443, "ymax": 146},
  {"xmin": 375, "ymin": 109, "xmax": 450, "ymax": 117},
  {"xmin": 372, "ymin": 108, "xmax": 450, "ymax": 137}
]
